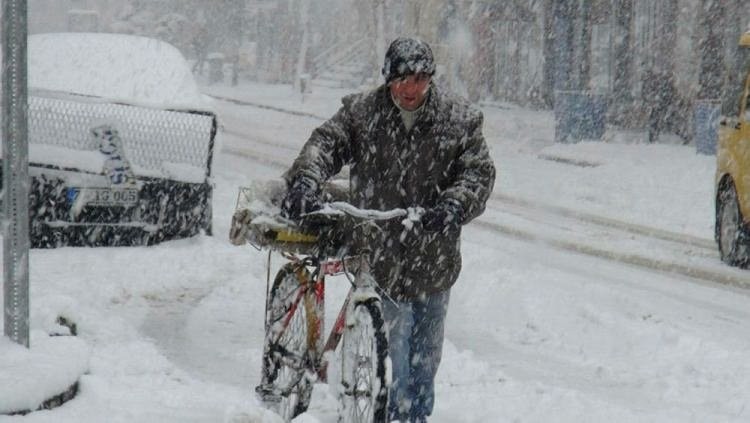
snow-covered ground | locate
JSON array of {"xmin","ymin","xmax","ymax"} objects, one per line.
[{"xmin": 2, "ymin": 77, "xmax": 750, "ymax": 423}]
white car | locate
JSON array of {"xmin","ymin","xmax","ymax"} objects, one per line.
[{"xmin": 21, "ymin": 32, "xmax": 216, "ymax": 247}]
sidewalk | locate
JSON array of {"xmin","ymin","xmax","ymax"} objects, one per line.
[{"xmin": 202, "ymin": 80, "xmax": 717, "ymax": 241}]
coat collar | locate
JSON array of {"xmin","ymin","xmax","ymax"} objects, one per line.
[{"xmin": 381, "ymin": 83, "xmax": 438, "ymax": 133}]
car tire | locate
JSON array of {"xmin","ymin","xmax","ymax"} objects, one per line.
[{"xmin": 717, "ymin": 180, "xmax": 749, "ymax": 266}]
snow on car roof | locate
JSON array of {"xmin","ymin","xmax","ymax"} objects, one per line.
[{"xmin": 29, "ymin": 32, "xmax": 206, "ymax": 109}]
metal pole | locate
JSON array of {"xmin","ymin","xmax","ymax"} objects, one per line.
[{"xmin": 3, "ymin": 0, "xmax": 30, "ymax": 348}]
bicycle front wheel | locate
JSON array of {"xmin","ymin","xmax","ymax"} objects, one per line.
[
  {"xmin": 339, "ymin": 298, "xmax": 389, "ymax": 423},
  {"xmin": 257, "ymin": 263, "xmax": 314, "ymax": 421}
]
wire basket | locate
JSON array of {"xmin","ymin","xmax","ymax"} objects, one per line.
[{"xmin": 229, "ymin": 179, "xmax": 349, "ymax": 255}]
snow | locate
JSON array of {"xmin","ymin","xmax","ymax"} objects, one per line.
[
  {"xmin": 28, "ymin": 33, "xmax": 207, "ymax": 110},
  {"xmin": 29, "ymin": 144, "xmax": 107, "ymax": 174},
  {"xmin": 2, "ymin": 76, "xmax": 750, "ymax": 422},
  {"xmin": 0, "ymin": 332, "xmax": 89, "ymax": 413},
  {"xmin": 21, "ymin": 34, "xmax": 215, "ymax": 183}
]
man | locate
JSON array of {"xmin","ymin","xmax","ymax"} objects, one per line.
[{"xmin": 280, "ymin": 37, "xmax": 495, "ymax": 422}]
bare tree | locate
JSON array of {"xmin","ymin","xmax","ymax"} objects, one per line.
[{"xmin": 293, "ymin": 0, "xmax": 310, "ymax": 92}]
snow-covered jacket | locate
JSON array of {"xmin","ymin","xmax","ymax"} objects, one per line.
[{"xmin": 284, "ymin": 83, "xmax": 496, "ymax": 300}]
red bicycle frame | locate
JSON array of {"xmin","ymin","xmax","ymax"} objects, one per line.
[{"xmin": 274, "ymin": 255, "xmax": 357, "ymax": 383}]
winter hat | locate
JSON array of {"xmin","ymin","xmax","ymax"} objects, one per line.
[{"xmin": 382, "ymin": 37, "xmax": 436, "ymax": 84}]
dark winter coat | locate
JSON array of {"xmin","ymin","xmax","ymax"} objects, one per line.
[{"xmin": 284, "ymin": 83, "xmax": 496, "ymax": 301}]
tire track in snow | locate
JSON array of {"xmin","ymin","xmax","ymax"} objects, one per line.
[
  {"xmin": 472, "ymin": 217, "xmax": 750, "ymax": 290},
  {"xmin": 490, "ymin": 192, "xmax": 714, "ymax": 250},
  {"xmin": 211, "ymin": 94, "xmax": 330, "ymax": 120}
]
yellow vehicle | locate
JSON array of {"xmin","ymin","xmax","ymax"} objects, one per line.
[{"xmin": 716, "ymin": 31, "xmax": 750, "ymax": 266}]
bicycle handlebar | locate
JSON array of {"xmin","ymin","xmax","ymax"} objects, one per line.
[
  {"xmin": 305, "ymin": 202, "xmax": 419, "ymax": 221},
  {"xmin": 296, "ymin": 202, "xmax": 424, "ymax": 233},
  {"xmin": 231, "ymin": 194, "xmax": 425, "ymax": 253}
]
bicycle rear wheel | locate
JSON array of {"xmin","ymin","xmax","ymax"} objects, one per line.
[
  {"xmin": 339, "ymin": 298, "xmax": 389, "ymax": 423},
  {"xmin": 257, "ymin": 263, "xmax": 314, "ymax": 421}
]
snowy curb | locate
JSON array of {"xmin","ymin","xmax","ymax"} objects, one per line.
[
  {"xmin": 208, "ymin": 93, "xmax": 330, "ymax": 120},
  {"xmin": 0, "ymin": 330, "xmax": 90, "ymax": 415}
]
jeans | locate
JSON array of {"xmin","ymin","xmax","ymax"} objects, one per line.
[{"xmin": 383, "ymin": 290, "xmax": 450, "ymax": 422}]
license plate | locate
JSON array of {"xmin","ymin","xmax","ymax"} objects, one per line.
[{"xmin": 67, "ymin": 187, "xmax": 139, "ymax": 207}]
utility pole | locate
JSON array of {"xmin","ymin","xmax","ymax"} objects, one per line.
[{"xmin": 3, "ymin": 0, "xmax": 30, "ymax": 348}]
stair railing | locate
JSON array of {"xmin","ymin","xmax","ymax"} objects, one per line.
[{"xmin": 310, "ymin": 37, "xmax": 368, "ymax": 78}]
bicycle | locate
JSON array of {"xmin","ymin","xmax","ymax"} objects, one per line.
[{"xmin": 230, "ymin": 180, "xmax": 420, "ymax": 423}]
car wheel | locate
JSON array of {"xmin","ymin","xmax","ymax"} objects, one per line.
[{"xmin": 717, "ymin": 181, "xmax": 749, "ymax": 266}]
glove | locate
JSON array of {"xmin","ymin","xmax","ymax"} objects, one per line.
[
  {"xmin": 280, "ymin": 176, "xmax": 321, "ymax": 220},
  {"xmin": 229, "ymin": 208, "xmax": 253, "ymax": 245},
  {"xmin": 421, "ymin": 200, "xmax": 465, "ymax": 233}
]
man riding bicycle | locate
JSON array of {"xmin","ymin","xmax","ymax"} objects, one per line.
[{"xmin": 280, "ymin": 37, "xmax": 496, "ymax": 422}]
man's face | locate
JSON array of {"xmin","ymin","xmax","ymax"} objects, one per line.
[{"xmin": 389, "ymin": 73, "xmax": 431, "ymax": 111}]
